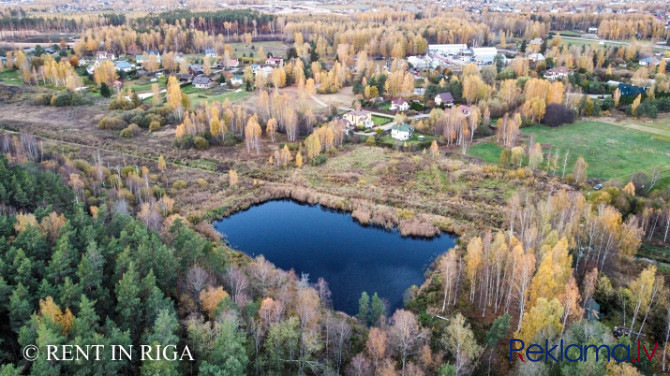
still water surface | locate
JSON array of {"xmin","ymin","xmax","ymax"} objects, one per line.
[{"xmin": 213, "ymin": 200, "xmax": 457, "ymax": 315}]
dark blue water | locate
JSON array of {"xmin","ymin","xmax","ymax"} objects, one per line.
[{"xmin": 213, "ymin": 200, "xmax": 457, "ymax": 315}]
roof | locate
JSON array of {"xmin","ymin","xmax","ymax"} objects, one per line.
[
  {"xmin": 266, "ymin": 57, "xmax": 283, "ymax": 62},
  {"xmin": 192, "ymin": 76, "xmax": 213, "ymax": 85},
  {"xmin": 391, "ymin": 123, "xmax": 414, "ymax": 133},
  {"xmin": 436, "ymin": 92, "xmax": 454, "ymax": 102},
  {"xmin": 115, "ymin": 61, "xmax": 132, "ymax": 68},
  {"xmin": 348, "ymin": 110, "xmax": 371, "ymax": 116},
  {"xmin": 392, "ymin": 98, "xmax": 407, "ymax": 105},
  {"xmin": 547, "ymin": 66, "xmax": 572, "ymax": 74},
  {"xmin": 618, "ymin": 83, "xmax": 646, "ymax": 97}
]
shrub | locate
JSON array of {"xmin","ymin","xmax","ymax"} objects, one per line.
[
  {"xmin": 149, "ymin": 120, "xmax": 161, "ymax": 131},
  {"xmin": 34, "ymin": 93, "xmax": 53, "ymax": 106},
  {"xmin": 120, "ymin": 123, "xmax": 140, "ymax": 138},
  {"xmin": 542, "ymin": 103, "xmax": 576, "ymax": 127},
  {"xmin": 311, "ymin": 155, "xmax": 328, "ymax": 166},
  {"xmin": 172, "ymin": 180, "xmax": 188, "ymax": 190},
  {"xmin": 193, "ymin": 136, "xmax": 210, "ymax": 150},
  {"xmin": 196, "ymin": 178, "xmax": 208, "ymax": 187},
  {"xmin": 98, "ymin": 116, "xmax": 127, "ymax": 130},
  {"xmin": 52, "ymin": 92, "xmax": 85, "ymax": 107}
]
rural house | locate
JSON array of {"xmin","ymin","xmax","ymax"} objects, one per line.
[
  {"xmin": 390, "ymin": 98, "xmax": 410, "ymax": 112},
  {"xmin": 193, "ymin": 75, "xmax": 214, "ymax": 89},
  {"xmin": 391, "ymin": 123, "xmax": 414, "ymax": 141},
  {"xmin": 435, "ymin": 92, "xmax": 454, "ymax": 107},
  {"xmin": 343, "ymin": 110, "xmax": 373, "ymax": 128}
]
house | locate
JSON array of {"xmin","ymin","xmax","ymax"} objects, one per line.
[
  {"xmin": 189, "ymin": 65, "xmax": 204, "ymax": 75},
  {"xmin": 224, "ymin": 59, "xmax": 240, "ymax": 69},
  {"xmin": 205, "ymin": 48, "xmax": 218, "ymax": 58},
  {"xmin": 114, "ymin": 60, "xmax": 134, "ymax": 73},
  {"xmin": 250, "ymin": 64, "xmax": 262, "ymax": 74},
  {"xmin": 136, "ymin": 50, "xmax": 161, "ymax": 64},
  {"xmin": 434, "ymin": 92, "xmax": 454, "ymax": 107},
  {"xmin": 528, "ymin": 53, "xmax": 545, "ymax": 62},
  {"xmin": 192, "ymin": 75, "xmax": 214, "ymax": 89},
  {"xmin": 86, "ymin": 65, "xmax": 96, "ymax": 75},
  {"xmin": 472, "ymin": 48, "xmax": 498, "ymax": 65},
  {"xmin": 390, "ymin": 98, "xmax": 410, "ymax": 112},
  {"xmin": 407, "ymin": 55, "xmax": 430, "ymax": 70},
  {"xmin": 262, "ymin": 66, "xmax": 274, "ymax": 77},
  {"xmin": 229, "ymin": 75, "xmax": 244, "ymax": 86},
  {"xmin": 529, "ymin": 37, "xmax": 543, "ymax": 45},
  {"xmin": 639, "ymin": 56, "xmax": 660, "ymax": 66},
  {"xmin": 618, "ymin": 83, "xmax": 646, "ymax": 97},
  {"xmin": 147, "ymin": 50, "xmax": 161, "ymax": 63},
  {"xmin": 544, "ymin": 66, "xmax": 572, "ymax": 80},
  {"xmin": 587, "ymin": 27, "xmax": 599, "ymax": 34},
  {"xmin": 391, "ymin": 123, "xmax": 414, "ymax": 141},
  {"xmin": 265, "ymin": 57, "xmax": 283, "ymax": 67},
  {"xmin": 178, "ymin": 73, "xmax": 194, "ymax": 82},
  {"xmin": 428, "ymin": 44, "xmax": 468, "ymax": 57},
  {"xmin": 343, "ymin": 110, "xmax": 373, "ymax": 128},
  {"xmin": 96, "ymin": 51, "xmax": 115, "ymax": 61}
]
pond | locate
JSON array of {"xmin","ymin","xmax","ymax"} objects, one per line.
[{"xmin": 213, "ymin": 200, "xmax": 457, "ymax": 315}]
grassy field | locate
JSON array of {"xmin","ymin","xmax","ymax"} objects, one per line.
[
  {"xmin": 188, "ymin": 88, "xmax": 252, "ymax": 106},
  {"xmin": 372, "ymin": 115, "xmax": 392, "ymax": 125},
  {"xmin": 230, "ymin": 41, "xmax": 287, "ymax": 59},
  {"xmin": 467, "ymin": 121, "xmax": 670, "ymax": 185},
  {"xmin": 523, "ymin": 121, "xmax": 670, "ymax": 182},
  {"xmin": 0, "ymin": 70, "xmax": 21, "ymax": 83},
  {"xmin": 467, "ymin": 142, "xmax": 503, "ymax": 163}
]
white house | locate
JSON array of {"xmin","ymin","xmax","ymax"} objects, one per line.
[
  {"xmin": 205, "ymin": 48, "xmax": 218, "ymax": 58},
  {"xmin": 96, "ymin": 51, "xmax": 115, "ymax": 61},
  {"xmin": 529, "ymin": 37, "xmax": 543, "ymax": 46},
  {"xmin": 472, "ymin": 48, "xmax": 498, "ymax": 65},
  {"xmin": 265, "ymin": 57, "xmax": 283, "ymax": 67},
  {"xmin": 192, "ymin": 75, "xmax": 214, "ymax": 89},
  {"xmin": 435, "ymin": 92, "xmax": 454, "ymax": 107},
  {"xmin": 224, "ymin": 59, "xmax": 240, "ymax": 69},
  {"xmin": 528, "ymin": 53, "xmax": 546, "ymax": 62},
  {"xmin": 343, "ymin": 110, "xmax": 373, "ymax": 128},
  {"xmin": 114, "ymin": 60, "xmax": 134, "ymax": 73},
  {"xmin": 407, "ymin": 55, "xmax": 430, "ymax": 70},
  {"xmin": 229, "ymin": 75, "xmax": 244, "ymax": 86},
  {"xmin": 588, "ymin": 27, "xmax": 598, "ymax": 34},
  {"xmin": 429, "ymin": 44, "xmax": 468, "ymax": 56},
  {"xmin": 390, "ymin": 98, "xmax": 410, "ymax": 112},
  {"xmin": 544, "ymin": 66, "xmax": 573, "ymax": 80},
  {"xmin": 391, "ymin": 123, "xmax": 414, "ymax": 141},
  {"xmin": 250, "ymin": 64, "xmax": 262, "ymax": 75}
]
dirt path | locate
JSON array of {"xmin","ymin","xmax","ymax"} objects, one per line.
[{"xmin": 597, "ymin": 117, "xmax": 670, "ymax": 138}]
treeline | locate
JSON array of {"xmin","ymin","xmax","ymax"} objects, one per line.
[
  {"xmin": 133, "ymin": 10, "xmax": 276, "ymax": 35},
  {"xmin": 0, "ymin": 12, "xmax": 126, "ymax": 32}
]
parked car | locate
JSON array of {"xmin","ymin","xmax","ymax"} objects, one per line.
[{"xmin": 594, "ymin": 184, "xmax": 602, "ymax": 190}]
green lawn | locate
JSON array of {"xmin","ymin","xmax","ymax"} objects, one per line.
[
  {"xmin": 371, "ymin": 115, "xmax": 392, "ymax": 125},
  {"xmin": 523, "ymin": 121, "xmax": 670, "ymax": 182},
  {"xmin": 230, "ymin": 41, "xmax": 288, "ymax": 59},
  {"xmin": 379, "ymin": 132, "xmax": 434, "ymax": 147},
  {"xmin": 188, "ymin": 89, "xmax": 252, "ymax": 106},
  {"xmin": 467, "ymin": 143, "xmax": 503, "ymax": 163},
  {"xmin": 0, "ymin": 70, "xmax": 21, "ymax": 82},
  {"xmin": 468, "ymin": 121, "xmax": 670, "ymax": 185}
]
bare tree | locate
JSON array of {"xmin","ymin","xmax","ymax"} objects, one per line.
[
  {"xmin": 186, "ymin": 264, "xmax": 209, "ymax": 297},
  {"xmin": 388, "ymin": 309, "xmax": 430, "ymax": 376}
]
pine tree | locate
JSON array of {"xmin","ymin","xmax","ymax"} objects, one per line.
[{"xmin": 357, "ymin": 292, "xmax": 370, "ymax": 323}]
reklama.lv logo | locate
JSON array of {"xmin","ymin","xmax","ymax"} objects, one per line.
[{"xmin": 510, "ymin": 339, "xmax": 658, "ymax": 363}]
